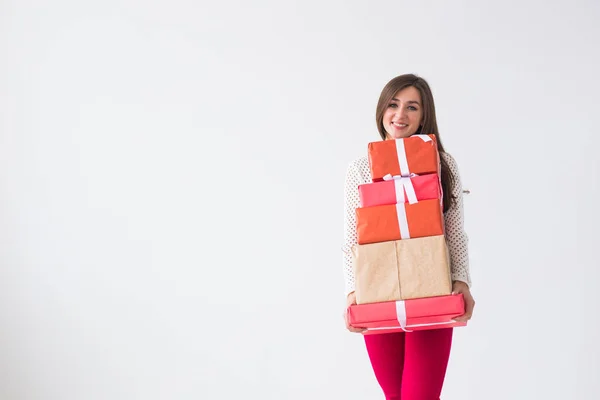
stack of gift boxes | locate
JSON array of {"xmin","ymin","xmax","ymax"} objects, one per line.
[{"xmin": 347, "ymin": 134, "xmax": 467, "ymax": 334}]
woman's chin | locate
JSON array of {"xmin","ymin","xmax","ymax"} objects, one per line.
[{"xmin": 386, "ymin": 131, "xmax": 414, "ymax": 140}]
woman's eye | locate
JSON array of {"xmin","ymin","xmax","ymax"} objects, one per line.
[
  {"xmin": 408, "ymin": 106, "xmax": 418, "ymax": 111},
  {"xmin": 388, "ymin": 103, "xmax": 398, "ymax": 108}
]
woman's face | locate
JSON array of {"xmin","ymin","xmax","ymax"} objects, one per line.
[{"xmin": 382, "ymin": 86, "xmax": 423, "ymax": 139}]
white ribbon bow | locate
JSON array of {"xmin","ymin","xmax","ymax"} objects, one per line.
[{"xmin": 382, "ymin": 173, "xmax": 418, "ymax": 205}]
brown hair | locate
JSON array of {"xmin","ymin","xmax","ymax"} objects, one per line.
[{"xmin": 375, "ymin": 74, "xmax": 456, "ymax": 213}]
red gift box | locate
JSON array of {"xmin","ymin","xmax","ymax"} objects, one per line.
[
  {"xmin": 358, "ymin": 173, "xmax": 441, "ymax": 208},
  {"xmin": 347, "ymin": 294, "xmax": 467, "ymax": 335},
  {"xmin": 368, "ymin": 134, "xmax": 440, "ymax": 181},
  {"xmin": 355, "ymin": 199, "xmax": 444, "ymax": 245}
]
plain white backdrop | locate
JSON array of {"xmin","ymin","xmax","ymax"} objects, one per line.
[{"xmin": 1, "ymin": 0, "xmax": 599, "ymax": 399}]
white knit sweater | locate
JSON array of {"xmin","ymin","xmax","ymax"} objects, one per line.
[{"xmin": 342, "ymin": 151, "xmax": 471, "ymax": 296}]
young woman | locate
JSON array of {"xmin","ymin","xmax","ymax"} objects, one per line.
[{"xmin": 341, "ymin": 74, "xmax": 475, "ymax": 400}]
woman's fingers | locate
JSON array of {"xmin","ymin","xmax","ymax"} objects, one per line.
[
  {"xmin": 453, "ymin": 295, "xmax": 475, "ymax": 322},
  {"xmin": 344, "ymin": 309, "xmax": 366, "ymax": 333}
]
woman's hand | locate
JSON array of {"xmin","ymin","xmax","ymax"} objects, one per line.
[
  {"xmin": 344, "ymin": 292, "xmax": 366, "ymax": 333},
  {"xmin": 452, "ymin": 281, "xmax": 475, "ymax": 322}
]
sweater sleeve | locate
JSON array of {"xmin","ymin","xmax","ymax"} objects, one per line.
[
  {"xmin": 341, "ymin": 161, "xmax": 362, "ymax": 296},
  {"xmin": 442, "ymin": 152, "xmax": 472, "ymax": 287}
]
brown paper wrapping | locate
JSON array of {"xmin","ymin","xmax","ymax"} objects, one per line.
[{"xmin": 352, "ymin": 235, "xmax": 452, "ymax": 305}]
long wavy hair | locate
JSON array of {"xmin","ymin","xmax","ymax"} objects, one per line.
[{"xmin": 375, "ymin": 74, "xmax": 456, "ymax": 213}]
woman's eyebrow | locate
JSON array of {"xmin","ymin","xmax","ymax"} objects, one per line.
[{"xmin": 391, "ymin": 98, "xmax": 420, "ymax": 105}]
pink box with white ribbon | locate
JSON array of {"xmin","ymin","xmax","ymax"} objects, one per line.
[
  {"xmin": 358, "ymin": 173, "xmax": 442, "ymax": 208},
  {"xmin": 347, "ymin": 294, "xmax": 467, "ymax": 335}
]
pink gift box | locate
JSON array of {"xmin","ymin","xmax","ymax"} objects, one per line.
[
  {"xmin": 347, "ymin": 294, "xmax": 467, "ymax": 335},
  {"xmin": 358, "ymin": 173, "xmax": 442, "ymax": 208}
]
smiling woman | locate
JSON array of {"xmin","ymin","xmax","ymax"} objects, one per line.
[
  {"xmin": 341, "ymin": 73, "xmax": 475, "ymax": 400},
  {"xmin": 381, "ymin": 86, "xmax": 423, "ymax": 140}
]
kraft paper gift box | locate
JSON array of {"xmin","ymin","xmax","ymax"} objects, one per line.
[
  {"xmin": 358, "ymin": 173, "xmax": 441, "ymax": 208},
  {"xmin": 355, "ymin": 199, "xmax": 444, "ymax": 245},
  {"xmin": 347, "ymin": 294, "xmax": 467, "ymax": 335},
  {"xmin": 368, "ymin": 134, "xmax": 440, "ymax": 182},
  {"xmin": 351, "ymin": 235, "xmax": 452, "ymax": 305}
]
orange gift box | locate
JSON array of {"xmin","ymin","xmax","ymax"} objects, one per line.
[
  {"xmin": 347, "ymin": 294, "xmax": 467, "ymax": 335},
  {"xmin": 358, "ymin": 173, "xmax": 441, "ymax": 208},
  {"xmin": 355, "ymin": 199, "xmax": 444, "ymax": 245},
  {"xmin": 368, "ymin": 134, "xmax": 440, "ymax": 181}
]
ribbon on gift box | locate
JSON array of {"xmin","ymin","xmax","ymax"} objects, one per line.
[
  {"xmin": 383, "ymin": 170, "xmax": 430, "ymax": 239},
  {"xmin": 395, "ymin": 300, "xmax": 411, "ymax": 331},
  {"xmin": 394, "ymin": 134, "xmax": 433, "ymax": 176},
  {"xmin": 367, "ymin": 300, "xmax": 456, "ymax": 332},
  {"xmin": 395, "ymin": 203, "xmax": 411, "ymax": 239},
  {"xmin": 382, "ymin": 173, "xmax": 419, "ymax": 205}
]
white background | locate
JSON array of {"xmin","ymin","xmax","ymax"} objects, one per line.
[{"xmin": 1, "ymin": 1, "xmax": 599, "ymax": 399}]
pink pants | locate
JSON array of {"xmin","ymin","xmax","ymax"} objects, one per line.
[{"xmin": 363, "ymin": 328, "xmax": 453, "ymax": 400}]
